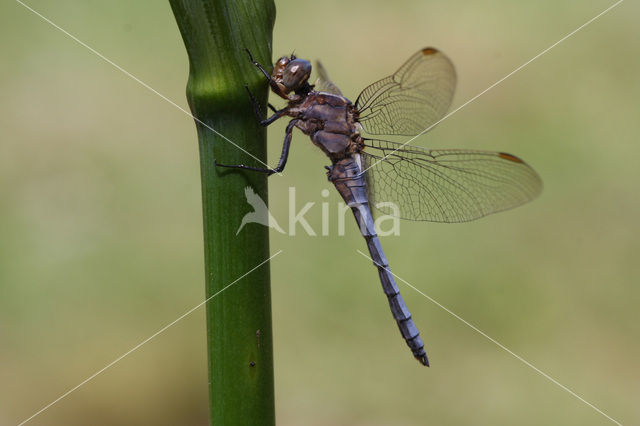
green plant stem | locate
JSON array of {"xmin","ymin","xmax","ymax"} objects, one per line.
[{"xmin": 169, "ymin": 1, "xmax": 276, "ymax": 425}]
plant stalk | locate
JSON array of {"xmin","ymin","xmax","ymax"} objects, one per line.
[{"xmin": 169, "ymin": 1, "xmax": 276, "ymax": 425}]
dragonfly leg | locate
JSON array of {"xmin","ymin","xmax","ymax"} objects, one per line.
[
  {"xmin": 244, "ymin": 84, "xmax": 286, "ymax": 126},
  {"xmin": 214, "ymin": 160, "xmax": 276, "ymax": 175},
  {"xmin": 270, "ymin": 119, "xmax": 296, "ymax": 173},
  {"xmin": 245, "ymin": 48, "xmax": 272, "ymax": 81},
  {"xmin": 244, "ymin": 48, "xmax": 288, "ymax": 99},
  {"xmin": 215, "ymin": 119, "xmax": 297, "ymax": 176}
]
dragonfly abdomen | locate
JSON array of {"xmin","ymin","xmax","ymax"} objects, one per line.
[
  {"xmin": 328, "ymin": 157, "xmax": 429, "ymax": 366},
  {"xmin": 363, "ymin": 222, "xmax": 429, "ymax": 367}
]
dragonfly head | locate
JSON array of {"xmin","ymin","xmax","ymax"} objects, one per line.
[{"xmin": 272, "ymin": 55, "xmax": 312, "ymax": 96}]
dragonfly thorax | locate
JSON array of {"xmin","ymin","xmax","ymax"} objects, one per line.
[{"xmin": 288, "ymin": 91, "xmax": 362, "ymax": 162}]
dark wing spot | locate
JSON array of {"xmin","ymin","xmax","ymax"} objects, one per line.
[
  {"xmin": 421, "ymin": 47, "xmax": 439, "ymax": 55},
  {"xmin": 498, "ymin": 152, "xmax": 524, "ymax": 163}
]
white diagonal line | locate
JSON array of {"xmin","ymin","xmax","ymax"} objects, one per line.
[
  {"xmin": 15, "ymin": 0, "xmax": 283, "ymax": 176},
  {"xmin": 17, "ymin": 250, "xmax": 283, "ymax": 426},
  {"xmin": 356, "ymin": 249, "xmax": 622, "ymax": 425},
  {"xmin": 361, "ymin": 0, "xmax": 624, "ymax": 175}
]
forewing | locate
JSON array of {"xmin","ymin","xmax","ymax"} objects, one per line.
[
  {"xmin": 361, "ymin": 139, "xmax": 542, "ymax": 222},
  {"xmin": 315, "ymin": 60, "xmax": 343, "ymax": 96},
  {"xmin": 356, "ymin": 48, "xmax": 456, "ymax": 136}
]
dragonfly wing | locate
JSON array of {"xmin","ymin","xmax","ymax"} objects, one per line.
[
  {"xmin": 356, "ymin": 48, "xmax": 456, "ymax": 136},
  {"xmin": 315, "ymin": 60, "xmax": 343, "ymax": 96},
  {"xmin": 361, "ymin": 139, "xmax": 542, "ymax": 222}
]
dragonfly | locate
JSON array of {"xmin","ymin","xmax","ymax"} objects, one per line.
[{"xmin": 216, "ymin": 47, "xmax": 542, "ymax": 366}]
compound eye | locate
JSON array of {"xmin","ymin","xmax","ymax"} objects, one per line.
[
  {"xmin": 289, "ymin": 64, "xmax": 301, "ymax": 75},
  {"xmin": 282, "ymin": 58, "xmax": 311, "ymax": 90}
]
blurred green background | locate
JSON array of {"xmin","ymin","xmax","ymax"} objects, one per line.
[{"xmin": 1, "ymin": 0, "xmax": 638, "ymax": 425}]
